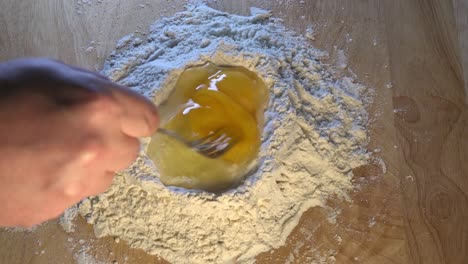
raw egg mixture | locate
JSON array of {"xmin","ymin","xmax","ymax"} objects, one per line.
[{"xmin": 147, "ymin": 62, "xmax": 268, "ymax": 192}]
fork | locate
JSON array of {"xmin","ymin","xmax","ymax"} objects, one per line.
[{"xmin": 158, "ymin": 128, "xmax": 237, "ymax": 159}]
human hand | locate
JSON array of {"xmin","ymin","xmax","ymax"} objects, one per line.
[{"xmin": 0, "ymin": 58, "xmax": 159, "ymax": 227}]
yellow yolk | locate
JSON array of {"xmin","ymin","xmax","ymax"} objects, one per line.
[{"xmin": 147, "ymin": 62, "xmax": 268, "ymax": 192}]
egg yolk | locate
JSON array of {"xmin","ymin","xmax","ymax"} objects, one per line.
[{"xmin": 147, "ymin": 62, "xmax": 268, "ymax": 192}]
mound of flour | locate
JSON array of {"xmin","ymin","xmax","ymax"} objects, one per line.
[{"xmin": 76, "ymin": 5, "xmax": 370, "ymax": 263}]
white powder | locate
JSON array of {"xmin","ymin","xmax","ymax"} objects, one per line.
[
  {"xmin": 74, "ymin": 243, "xmax": 108, "ymax": 264},
  {"xmin": 4, "ymin": 223, "xmax": 42, "ymax": 233},
  {"xmin": 75, "ymin": 5, "xmax": 370, "ymax": 263},
  {"xmin": 60, "ymin": 204, "xmax": 79, "ymax": 233}
]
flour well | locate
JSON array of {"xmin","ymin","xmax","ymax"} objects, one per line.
[{"xmin": 76, "ymin": 5, "xmax": 370, "ymax": 263}]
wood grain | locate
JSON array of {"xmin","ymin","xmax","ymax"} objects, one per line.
[
  {"xmin": 384, "ymin": 0, "xmax": 468, "ymax": 263},
  {"xmin": 453, "ymin": 0, "xmax": 468, "ymax": 103},
  {"xmin": 0, "ymin": 0, "xmax": 466, "ymax": 263}
]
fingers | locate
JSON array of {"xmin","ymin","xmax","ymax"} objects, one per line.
[
  {"xmin": 83, "ymin": 171, "xmax": 115, "ymax": 197},
  {"xmin": 48, "ymin": 61, "xmax": 156, "ymax": 197},
  {"xmin": 103, "ymin": 131, "xmax": 141, "ymax": 171},
  {"xmin": 64, "ymin": 63, "xmax": 110, "ymax": 82},
  {"xmin": 110, "ymin": 85, "xmax": 159, "ymax": 137},
  {"xmin": 78, "ymin": 75, "xmax": 159, "ymax": 138},
  {"xmin": 53, "ymin": 170, "xmax": 114, "ymax": 200},
  {"xmin": 69, "ymin": 171, "xmax": 115, "ymax": 198},
  {"xmin": 53, "ymin": 129, "xmax": 140, "ymax": 199},
  {"xmin": 1, "ymin": 59, "xmax": 158, "ymax": 226},
  {"xmin": 46, "ymin": 59, "xmax": 160, "ymax": 137}
]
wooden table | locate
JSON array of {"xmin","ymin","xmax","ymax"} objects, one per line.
[{"xmin": 0, "ymin": 0, "xmax": 467, "ymax": 263}]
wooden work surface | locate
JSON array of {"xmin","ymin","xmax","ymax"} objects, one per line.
[{"xmin": 0, "ymin": 0, "xmax": 467, "ymax": 263}]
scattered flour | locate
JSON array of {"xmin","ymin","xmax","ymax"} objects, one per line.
[
  {"xmin": 368, "ymin": 216, "xmax": 377, "ymax": 228},
  {"xmin": 4, "ymin": 223, "xmax": 42, "ymax": 233},
  {"xmin": 66, "ymin": 236, "xmax": 109, "ymax": 264},
  {"xmin": 74, "ymin": 0, "xmax": 103, "ymax": 15},
  {"xmin": 60, "ymin": 204, "xmax": 79, "ymax": 233},
  {"xmin": 74, "ymin": 244, "xmax": 107, "ymax": 264},
  {"xmin": 72, "ymin": 5, "xmax": 370, "ymax": 263},
  {"xmin": 335, "ymin": 48, "xmax": 348, "ymax": 69},
  {"xmin": 305, "ymin": 25, "xmax": 316, "ymax": 41}
]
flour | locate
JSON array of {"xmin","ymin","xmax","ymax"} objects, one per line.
[
  {"xmin": 74, "ymin": 5, "xmax": 370, "ymax": 263},
  {"xmin": 60, "ymin": 204, "xmax": 78, "ymax": 233},
  {"xmin": 5, "ymin": 223, "xmax": 42, "ymax": 233},
  {"xmin": 72, "ymin": 240, "xmax": 108, "ymax": 264}
]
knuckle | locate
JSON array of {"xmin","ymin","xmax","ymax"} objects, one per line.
[
  {"xmin": 84, "ymin": 95, "xmax": 121, "ymax": 120},
  {"xmin": 77, "ymin": 136, "xmax": 105, "ymax": 163},
  {"xmin": 63, "ymin": 182, "xmax": 84, "ymax": 197}
]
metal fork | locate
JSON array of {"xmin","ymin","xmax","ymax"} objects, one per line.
[{"xmin": 158, "ymin": 128, "xmax": 236, "ymax": 159}]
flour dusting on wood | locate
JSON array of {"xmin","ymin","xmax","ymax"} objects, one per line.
[{"xmin": 63, "ymin": 5, "xmax": 371, "ymax": 263}]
